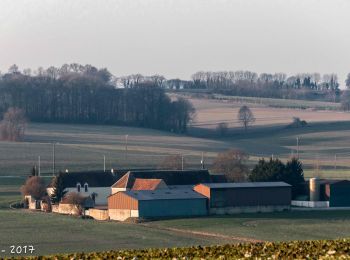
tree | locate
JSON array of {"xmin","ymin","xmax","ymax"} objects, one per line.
[
  {"xmin": 212, "ymin": 149, "xmax": 249, "ymax": 182},
  {"xmin": 249, "ymin": 158, "xmax": 285, "ymax": 182},
  {"xmin": 50, "ymin": 172, "xmax": 67, "ymax": 204},
  {"xmin": 341, "ymin": 90, "xmax": 350, "ymax": 111},
  {"xmin": 159, "ymin": 155, "xmax": 184, "ymax": 170},
  {"xmin": 237, "ymin": 105, "xmax": 255, "ymax": 131},
  {"xmin": 63, "ymin": 192, "xmax": 85, "ymax": 215},
  {"xmin": 283, "ymin": 157, "xmax": 305, "ymax": 197},
  {"xmin": 0, "ymin": 107, "xmax": 27, "ymax": 141},
  {"xmin": 20, "ymin": 176, "xmax": 47, "ymax": 200},
  {"xmin": 216, "ymin": 122, "xmax": 229, "ymax": 136},
  {"xmin": 30, "ymin": 165, "xmax": 38, "ymax": 177},
  {"xmin": 346, "ymin": 73, "xmax": 350, "ymax": 88},
  {"xmin": 249, "ymin": 157, "xmax": 305, "ymax": 198}
]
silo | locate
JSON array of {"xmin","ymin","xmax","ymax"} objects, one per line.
[{"xmin": 309, "ymin": 178, "xmax": 320, "ymax": 201}]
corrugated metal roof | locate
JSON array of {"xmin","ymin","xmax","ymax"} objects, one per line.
[
  {"xmin": 123, "ymin": 189, "xmax": 207, "ymax": 201},
  {"xmin": 200, "ymin": 182, "xmax": 291, "ymax": 189}
]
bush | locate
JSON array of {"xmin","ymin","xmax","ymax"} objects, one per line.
[
  {"xmin": 216, "ymin": 122, "xmax": 229, "ymax": 136},
  {"xmin": 27, "ymin": 239, "xmax": 350, "ymax": 259}
]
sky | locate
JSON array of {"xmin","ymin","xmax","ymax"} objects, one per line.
[{"xmin": 0, "ymin": 0, "xmax": 349, "ymax": 85}]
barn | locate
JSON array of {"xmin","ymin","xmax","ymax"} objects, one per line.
[
  {"xmin": 194, "ymin": 182, "xmax": 291, "ymax": 214},
  {"xmin": 321, "ymin": 180, "xmax": 350, "ymax": 207},
  {"xmin": 108, "ymin": 189, "xmax": 207, "ymax": 221}
]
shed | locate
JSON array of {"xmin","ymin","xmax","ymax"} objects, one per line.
[
  {"xmin": 194, "ymin": 182, "xmax": 291, "ymax": 214},
  {"xmin": 108, "ymin": 189, "xmax": 207, "ymax": 221},
  {"xmin": 324, "ymin": 180, "xmax": 350, "ymax": 207}
]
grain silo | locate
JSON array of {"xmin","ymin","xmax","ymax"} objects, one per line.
[{"xmin": 309, "ymin": 178, "xmax": 320, "ymax": 201}]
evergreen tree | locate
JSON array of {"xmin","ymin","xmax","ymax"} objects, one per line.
[
  {"xmin": 50, "ymin": 172, "xmax": 67, "ymax": 204},
  {"xmin": 249, "ymin": 158, "xmax": 285, "ymax": 182}
]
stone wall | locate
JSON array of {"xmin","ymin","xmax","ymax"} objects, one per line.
[
  {"xmin": 109, "ymin": 209, "xmax": 139, "ymax": 221},
  {"xmin": 88, "ymin": 208, "xmax": 109, "ymax": 220}
]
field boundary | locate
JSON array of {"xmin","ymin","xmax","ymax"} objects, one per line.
[{"xmin": 141, "ymin": 223, "xmax": 264, "ymax": 243}]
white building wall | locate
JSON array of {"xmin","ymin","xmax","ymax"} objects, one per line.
[{"xmin": 47, "ymin": 187, "xmax": 111, "ymax": 205}]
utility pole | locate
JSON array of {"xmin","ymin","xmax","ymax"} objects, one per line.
[
  {"xmin": 334, "ymin": 154, "xmax": 337, "ymax": 170},
  {"xmin": 181, "ymin": 155, "xmax": 184, "ymax": 170},
  {"xmin": 125, "ymin": 135, "xmax": 129, "ymax": 160},
  {"xmin": 52, "ymin": 143, "xmax": 56, "ymax": 176},
  {"xmin": 103, "ymin": 155, "xmax": 106, "ymax": 172},
  {"xmin": 296, "ymin": 137, "xmax": 300, "ymax": 158},
  {"xmin": 38, "ymin": 156, "xmax": 41, "ymax": 177},
  {"xmin": 201, "ymin": 152, "xmax": 204, "ymax": 169}
]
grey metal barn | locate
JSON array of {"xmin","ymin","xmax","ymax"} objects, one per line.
[{"xmin": 194, "ymin": 182, "xmax": 291, "ymax": 214}]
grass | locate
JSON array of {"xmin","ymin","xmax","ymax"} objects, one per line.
[
  {"xmin": 212, "ymin": 94, "xmax": 340, "ymax": 110},
  {"xmin": 1, "ymin": 209, "xmax": 350, "ymax": 256},
  {"xmin": 149, "ymin": 211, "xmax": 350, "ymax": 242},
  {"xmin": 0, "ymin": 210, "xmax": 222, "ymax": 257}
]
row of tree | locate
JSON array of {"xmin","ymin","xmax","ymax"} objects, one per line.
[
  {"xmin": 0, "ymin": 64, "xmax": 194, "ymax": 133},
  {"xmin": 2, "ymin": 65, "xmax": 346, "ymax": 102}
]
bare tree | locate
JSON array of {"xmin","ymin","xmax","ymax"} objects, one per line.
[
  {"xmin": 212, "ymin": 149, "xmax": 249, "ymax": 182},
  {"xmin": 20, "ymin": 176, "xmax": 47, "ymax": 200},
  {"xmin": 216, "ymin": 122, "xmax": 229, "ymax": 137},
  {"xmin": 0, "ymin": 107, "xmax": 27, "ymax": 141},
  {"xmin": 237, "ymin": 105, "xmax": 255, "ymax": 131},
  {"xmin": 159, "ymin": 155, "xmax": 184, "ymax": 170}
]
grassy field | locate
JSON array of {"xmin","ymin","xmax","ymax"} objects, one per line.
[
  {"xmin": 2, "ymin": 121, "xmax": 350, "ymax": 180},
  {"xmin": 149, "ymin": 211, "xmax": 350, "ymax": 242},
  {"xmin": 0, "ymin": 209, "xmax": 222, "ymax": 257},
  {"xmin": 186, "ymin": 95, "xmax": 350, "ymax": 129},
  {"xmin": 1, "ymin": 209, "xmax": 350, "ymax": 257}
]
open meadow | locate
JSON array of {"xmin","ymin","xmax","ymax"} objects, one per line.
[{"xmin": 1, "ymin": 208, "xmax": 350, "ymax": 256}]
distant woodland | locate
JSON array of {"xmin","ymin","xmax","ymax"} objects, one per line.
[
  {"xmin": 0, "ymin": 64, "xmax": 194, "ymax": 133},
  {"xmin": 1, "ymin": 64, "xmax": 350, "ymax": 133}
]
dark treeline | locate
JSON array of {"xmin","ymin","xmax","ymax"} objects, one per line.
[
  {"xmin": 188, "ymin": 71, "xmax": 340, "ymax": 101},
  {"xmin": 0, "ymin": 64, "xmax": 194, "ymax": 132},
  {"xmin": 116, "ymin": 71, "xmax": 343, "ymax": 102}
]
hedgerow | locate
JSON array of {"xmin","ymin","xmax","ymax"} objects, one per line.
[{"xmin": 9, "ymin": 238, "xmax": 350, "ymax": 259}]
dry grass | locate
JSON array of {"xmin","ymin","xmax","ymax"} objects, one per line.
[{"xmin": 188, "ymin": 97, "xmax": 350, "ymax": 129}]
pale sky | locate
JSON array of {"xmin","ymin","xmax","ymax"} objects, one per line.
[{"xmin": 0, "ymin": 0, "xmax": 349, "ymax": 85}]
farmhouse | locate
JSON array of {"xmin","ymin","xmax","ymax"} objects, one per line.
[
  {"xmin": 111, "ymin": 169, "xmax": 215, "ymax": 193},
  {"xmin": 47, "ymin": 171, "xmax": 116, "ymax": 205},
  {"xmin": 194, "ymin": 182, "xmax": 291, "ymax": 214},
  {"xmin": 108, "ymin": 189, "xmax": 207, "ymax": 221}
]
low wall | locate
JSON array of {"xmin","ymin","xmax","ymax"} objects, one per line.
[
  {"xmin": 52, "ymin": 203, "xmax": 80, "ymax": 215},
  {"xmin": 88, "ymin": 208, "xmax": 109, "ymax": 221},
  {"xmin": 291, "ymin": 200, "xmax": 329, "ymax": 208},
  {"xmin": 210, "ymin": 205, "xmax": 290, "ymax": 215},
  {"xmin": 109, "ymin": 209, "xmax": 139, "ymax": 221}
]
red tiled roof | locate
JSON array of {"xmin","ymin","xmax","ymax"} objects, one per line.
[
  {"xmin": 112, "ymin": 172, "xmax": 130, "ymax": 188},
  {"xmin": 131, "ymin": 178, "xmax": 165, "ymax": 190}
]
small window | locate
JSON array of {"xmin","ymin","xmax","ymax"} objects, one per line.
[
  {"xmin": 84, "ymin": 183, "xmax": 88, "ymax": 192},
  {"xmin": 77, "ymin": 183, "xmax": 81, "ymax": 192}
]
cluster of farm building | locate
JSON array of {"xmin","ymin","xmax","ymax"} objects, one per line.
[{"xmin": 24, "ymin": 169, "xmax": 350, "ymax": 221}]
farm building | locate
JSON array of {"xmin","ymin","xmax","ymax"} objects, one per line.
[
  {"xmin": 47, "ymin": 171, "xmax": 117, "ymax": 205},
  {"xmin": 111, "ymin": 169, "xmax": 216, "ymax": 194},
  {"xmin": 108, "ymin": 189, "xmax": 207, "ymax": 221},
  {"xmin": 321, "ymin": 180, "xmax": 350, "ymax": 207},
  {"xmin": 292, "ymin": 179, "xmax": 350, "ymax": 208},
  {"xmin": 194, "ymin": 182, "xmax": 291, "ymax": 214}
]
